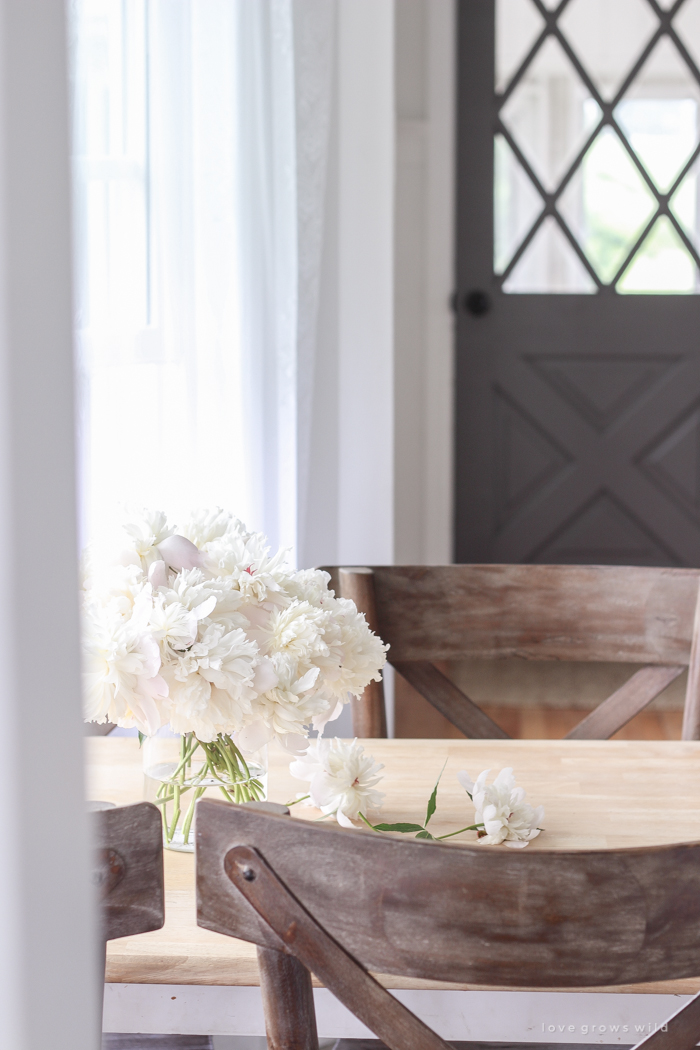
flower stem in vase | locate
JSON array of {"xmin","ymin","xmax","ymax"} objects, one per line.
[{"xmin": 143, "ymin": 727, "xmax": 268, "ymax": 852}]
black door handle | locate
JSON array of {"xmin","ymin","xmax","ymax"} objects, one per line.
[{"xmin": 464, "ymin": 290, "xmax": 491, "ymax": 316}]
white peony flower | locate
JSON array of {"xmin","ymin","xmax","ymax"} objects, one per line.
[
  {"xmin": 122, "ymin": 509, "xmax": 175, "ymax": 570},
  {"xmin": 82, "ymin": 509, "xmax": 388, "ymax": 751},
  {"xmin": 457, "ymin": 767, "xmax": 544, "ymax": 848},
  {"xmin": 181, "ymin": 507, "xmax": 232, "ymax": 549},
  {"xmin": 290, "ymin": 738, "xmax": 385, "ymax": 828},
  {"xmin": 82, "ymin": 599, "xmax": 168, "ymax": 735}
]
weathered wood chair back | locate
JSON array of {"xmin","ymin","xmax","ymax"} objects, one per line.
[
  {"xmin": 196, "ymin": 799, "xmax": 700, "ymax": 1050},
  {"xmin": 323, "ymin": 564, "xmax": 700, "ymax": 740},
  {"xmin": 92, "ymin": 801, "xmax": 165, "ymax": 943}
]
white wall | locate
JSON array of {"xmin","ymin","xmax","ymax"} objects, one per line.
[
  {"xmin": 299, "ymin": 0, "xmax": 455, "ymax": 572},
  {"xmin": 337, "ymin": 0, "xmax": 396, "ymax": 566},
  {"xmin": 394, "ymin": 0, "xmax": 456, "ymax": 565},
  {"xmin": 0, "ymin": 2, "xmax": 97, "ymax": 1049},
  {"xmin": 299, "ymin": 0, "xmax": 395, "ymax": 571}
]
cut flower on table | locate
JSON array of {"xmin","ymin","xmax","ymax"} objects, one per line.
[
  {"xmin": 289, "ymin": 737, "xmax": 385, "ymax": 827},
  {"xmin": 457, "ymin": 766, "xmax": 544, "ymax": 848}
]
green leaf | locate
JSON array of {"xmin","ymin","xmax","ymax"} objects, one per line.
[
  {"xmin": 415, "ymin": 830, "xmax": 434, "ymax": 840},
  {"xmin": 138, "ymin": 731, "xmax": 145, "ymax": 748},
  {"xmin": 424, "ymin": 759, "xmax": 448, "ymax": 827},
  {"xmin": 371, "ymin": 822, "xmax": 425, "ymax": 834}
]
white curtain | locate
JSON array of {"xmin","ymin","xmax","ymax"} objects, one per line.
[{"xmin": 71, "ymin": 0, "xmax": 336, "ymax": 563}]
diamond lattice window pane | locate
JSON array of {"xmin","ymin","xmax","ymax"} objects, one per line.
[
  {"xmin": 673, "ymin": 0, "xmax": 700, "ymax": 73},
  {"xmin": 614, "ymin": 38, "xmax": 700, "ymax": 192},
  {"xmin": 495, "ymin": 134, "xmax": 544, "ymax": 274},
  {"xmin": 558, "ymin": 126, "xmax": 657, "ymax": 283},
  {"xmin": 503, "ymin": 215, "xmax": 597, "ymax": 292},
  {"xmin": 500, "ymin": 36, "xmax": 602, "ymax": 191},
  {"xmin": 496, "ymin": 0, "xmax": 545, "ymax": 94},
  {"xmin": 670, "ymin": 153, "xmax": 700, "ymax": 252},
  {"xmin": 617, "ymin": 215, "xmax": 698, "ymax": 292},
  {"xmin": 557, "ymin": 0, "xmax": 659, "ymax": 102}
]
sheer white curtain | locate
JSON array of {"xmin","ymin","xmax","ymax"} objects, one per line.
[{"xmin": 71, "ymin": 0, "xmax": 335, "ymax": 562}]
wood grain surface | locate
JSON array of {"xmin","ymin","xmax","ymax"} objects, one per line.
[
  {"xmin": 88, "ymin": 736, "xmax": 700, "ymax": 993},
  {"xmin": 348, "ymin": 565, "xmax": 700, "ymax": 664},
  {"xmin": 334, "ymin": 565, "xmax": 700, "ymax": 742},
  {"xmin": 222, "ymin": 844, "xmax": 450, "ymax": 1050},
  {"xmin": 199, "ymin": 806, "xmax": 700, "ymax": 989},
  {"xmin": 93, "ymin": 801, "xmax": 165, "ymax": 942}
]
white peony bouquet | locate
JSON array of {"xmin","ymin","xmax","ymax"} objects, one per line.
[{"xmin": 82, "ymin": 508, "xmax": 388, "ymax": 804}]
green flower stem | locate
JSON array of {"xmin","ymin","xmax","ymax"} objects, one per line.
[
  {"xmin": 181, "ymin": 785, "xmax": 207, "ymax": 845},
  {"xmin": 285, "ymin": 794, "xmax": 310, "ymax": 807},
  {"xmin": 169, "ymin": 736, "xmax": 200, "ymax": 779},
  {"xmin": 214, "ymin": 739, "xmax": 239, "ymax": 784},
  {"xmin": 232, "ymin": 742, "xmax": 251, "ymax": 782},
  {"xmin": 167, "ymin": 783, "xmax": 181, "ymax": 843},
  {"xmin": 155, "ymin": 732, "xmax": 265, "ymax": 844},
  {"xmin": 435, "ymin": 823, "xmax": 484, "ymax": 841},
  {"xmin": 358, "ymin": 812, "xmax": 379, "ymax": 832}
]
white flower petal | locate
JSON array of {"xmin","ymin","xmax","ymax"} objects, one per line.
[
  {"xmin": 157, "ymin": 534, "xmax": 204, "ymax": 571},
  {"xmin": 234, "ymin": 721, "xmax": 272, "ymax": 753},
  {"xmin": 335, "ymin": 806, "xmax": 356, "ymax": 829}
]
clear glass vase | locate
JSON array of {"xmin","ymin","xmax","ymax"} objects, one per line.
[{"xmin": 143, "ymin": 727, "xmax": 268, "ymax": 852}]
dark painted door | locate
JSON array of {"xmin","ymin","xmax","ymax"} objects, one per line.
[{"xmin": 455, "ymin": 0, "xmax": 700, "ymax": 565}]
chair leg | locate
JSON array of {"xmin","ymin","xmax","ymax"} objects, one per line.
[{"xmin": 257, "ymin": 945, "xmax": 320, "ymax": 1050}]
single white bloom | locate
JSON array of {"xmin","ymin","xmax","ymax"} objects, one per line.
[
  {"xmin": 122, "ymin": 509, "xmax": 175, "ymax": 570},
  {"xmin": 290, "ymin": 738, "xmax": 385, "ymax": 828},
  {"xmin": 284, "ymin": 568, "xmax": 334, "ymax": 608},
  {"xmin": 181, "ymin": 507, "xmax": 232, "ymax": 549},
  {"xmin": 457, "ymin": 767, "xmax": 544, "ymax": 848},
  {"xmin": 82, "ymin": 602, "xmax": 168, "ymax": 735}
]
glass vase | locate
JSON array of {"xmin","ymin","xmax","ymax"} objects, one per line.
[{"xmin": 143, "ymin": 727, "xmax": 268, "ymax": 852}]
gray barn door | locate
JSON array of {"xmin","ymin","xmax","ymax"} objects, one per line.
[{"xmin": 455, "ymin": 0, "xmax": 700, "ymax": 565}]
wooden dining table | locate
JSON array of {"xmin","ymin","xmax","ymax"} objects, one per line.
[{"xmin": 89, "ymin": 735, "xmax": 700, "ymax": 1043}]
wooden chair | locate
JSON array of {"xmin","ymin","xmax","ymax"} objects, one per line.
[
  {"xmin": 323, "ymin": 564, "xmax": 700, "ymax": 741},
  {"xmin": 92, "ymin": 802, "xmax": 165, "ymax": 1039},
  {"xmin": 196, "ymin": 799, "xmax": 700, "ymax": 1050}
]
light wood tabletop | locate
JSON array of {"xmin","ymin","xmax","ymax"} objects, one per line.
[{"xmin": 88, "ymin": 735, "xmax": 700, "ymax": 994}]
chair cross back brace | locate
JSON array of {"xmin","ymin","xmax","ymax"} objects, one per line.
[
  {"xmin": 327, "ymin": 564, "xmax": 700, "ymax": 741},
  {"xmin": 196, "ymin": 800, "xmax": 700, "ymax": 1050}
]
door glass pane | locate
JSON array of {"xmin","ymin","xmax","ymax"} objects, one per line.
[
  {"xmin": 614, "ymin": 38, "xmax": 700, "ymax": 192},
  {"xmin": 494, "ymin": 134, "xmax": 544, "ymax": 273},
  {"xmin": 502, "ymin": 215, "xmax": 597, "ymax": 292},
  {"xmin": 496, "ymin": 0, "xmax": 544, "ymax": 94},
  {"xmin": 617, "ymin": 215, "xmax": 699, "ymax": 292},
  {"xmin": 495, "ymin": 0, "xmax": 700, "ymax": 294},
  {"xmin": 558, "ymin": 0, "xmax": 658, "ymax": 102},
  {"xmin": 558, "ymin": 125, "xmax": 657, "ymax": 283},
  {"xmin": 673, "ymin": 0, "xmax": 700, "ymax": 73},
  {"xmin": 500, "ymin": 35, "xmax": 602, "ymax": 191},
  {"xmin": 670, "ymin": 154, "xmax": 700, "ymax": 252}
]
